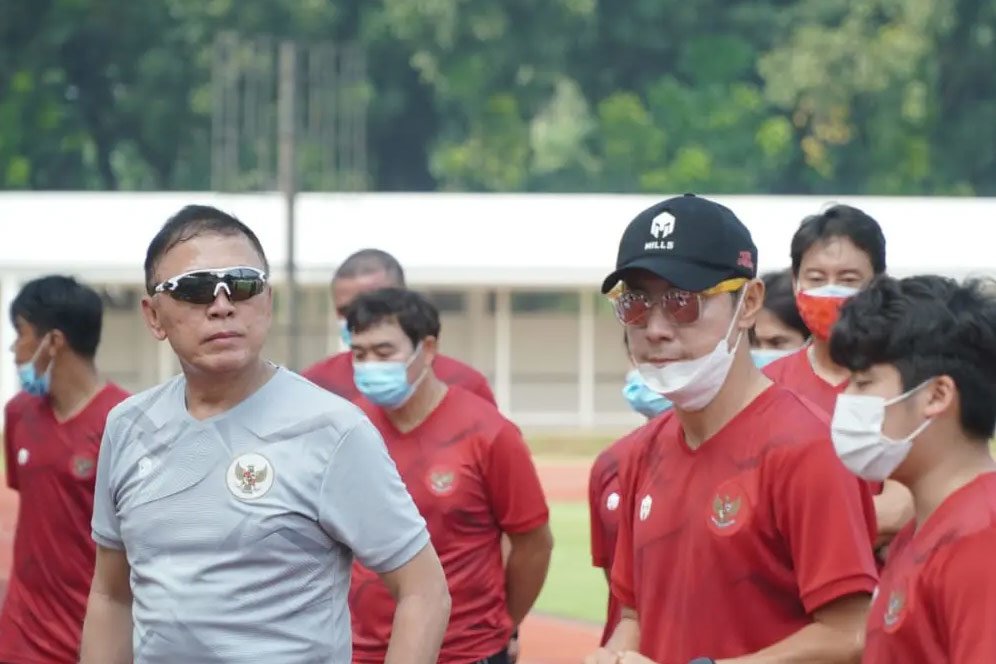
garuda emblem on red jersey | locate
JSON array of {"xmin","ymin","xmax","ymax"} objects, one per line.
[
  {"xmin": 427, "ymin": 467, "xmax": 456, "ymax": 496},
  {"xmin": 883, "ymin": 590, "xmax": 907, "ymax": 631},
  {"xmin": 707, "ymin": 481, "xmax": 751, "ymax": 536},
  {"xmin": 711, "ymin": 494, "xmax": 742, "ymax": 529}
]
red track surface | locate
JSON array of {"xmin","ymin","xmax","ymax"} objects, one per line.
[{"xmin": 0, "ymin": 460, "xmax": 599, "ymax": 662}]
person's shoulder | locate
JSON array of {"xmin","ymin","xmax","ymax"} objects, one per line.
[
  {"xmin": 733, "ymin": 386, "xmax": 836, "ymax": 468},
  {"xmin": 435, "ymin": 354, "xmax": 489, "ymax": 383},
  {"xmin": 4, "ymin": 390, "xmax": 38, "ymax": 419},
  {"xmin": 105, "ymin": 375, "xmax": 184, "ymax": 430},
  {"xmin": 595, "ymin": 420, "xmax": 656, "ymax": 469},
  {"xmin": 269, "ymin": 367, "xmax": 367, "ymax": 422},
  {"xmin": 300, "ymin": 352, "xmax": 349, "ymax": 380}
]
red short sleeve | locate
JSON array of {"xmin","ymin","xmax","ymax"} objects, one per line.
[
  {"xmin": 773, "ymin": 436, "xmax": 878, "ymax": 612},
  {"xmin": 4, "ymin": 402, "xmax": 18, "ymax": 491},
  {"xmin": 588, "ymin": 451, "xmax": 612, "ymax": 568},
  {"xmin": 937, "ymin": 530, "xmax": 996, "ymax": 661},
  {"xmin": 608, "ymin": 442, "xmax": 644, "ymax": 611},
  {"xmin": 484, "ymin": 423, "xmax": 549, "ymax": 534}
]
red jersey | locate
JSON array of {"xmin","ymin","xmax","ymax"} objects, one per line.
[
  {"xmin": 863, "ymin": 472, "xmax": 996, "ymax": 664},
  {"xmin": 588, "ymin": 427, "xmax": 647, "ymax": 646},
  {"xmin": 611, "ymin": 386, "xmax": 878, "ymax": 663},
  {"xmin": 349, "ymin": 387, "xmax": 549, "ymax": 663},
  {"xmin": 0, "ymin": 384, "xmax": 130, "ymax": 664},
  {"xmin": 302, "ymin": 351, "xmax": 496, "ymax": 406},
  {"xmin": 764, "ymin": 348, "xmax": 884, "ymax": 496}
]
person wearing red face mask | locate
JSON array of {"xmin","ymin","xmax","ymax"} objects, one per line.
[{"xmin": 763, "ymin": 204, "xmax": 913, "ymax": 558}]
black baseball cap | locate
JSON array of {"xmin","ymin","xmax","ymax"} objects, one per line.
[{"xmin": 600, "ymin": 193, "xmax": 758, "ymax": 294}]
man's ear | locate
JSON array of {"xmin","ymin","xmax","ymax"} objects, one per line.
[
  {"xmin": 141, "ymin": 296, "xmax": 168, "ymax": 342},
  {"xmin": 737, "ymin": 279, "xmax": 765, "ymax": 330}
]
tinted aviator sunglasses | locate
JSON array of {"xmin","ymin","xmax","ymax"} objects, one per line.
[
  {"xmin": 152, "ymin": 266, "xmax": 268, "ymax": 304},
  {"xmin": 608, "ymin": 277, "xmax": 747, "ymax": 326}
]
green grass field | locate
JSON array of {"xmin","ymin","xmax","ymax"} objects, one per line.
[{"xmin": 533, "ymin": 501, "xmax": 607, "ymax": 624}]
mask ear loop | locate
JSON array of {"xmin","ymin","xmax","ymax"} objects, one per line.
[{"xmin": 723, "ymin": 285, "xmax": 749, "ymax": 354}]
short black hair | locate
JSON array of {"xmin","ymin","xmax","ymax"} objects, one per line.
[
  {"xmin": 790, "ymin": 204, "xmax": 886, "ymax": 277},
  {"xmin": 830, "ymin": 275, "xmax": 996, "ymax": 440},
  {"xmin": 346, "ymin": 287, "xmax": 440, "ymax": 348},
  {"xmin": 333, "ymin": 249, "xmax": 406, "ymax": 286},
  {"xmin": 10, "ymin": 275, "xmax": 103, "ymax": 358},
  {"xmin": 760, "ymin": 269, "xmax": 809, "ymax": 337},
  {"xmin": 144, "ymin": 205, "xmax": 269, "ymax": 294}
]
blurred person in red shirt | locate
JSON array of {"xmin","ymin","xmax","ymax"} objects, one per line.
[
  {"xmin": 585, "ymin": 194, "xmax": 877, "ymax": 664},
  {"xmin": 0, "ymin": 276, "xmax": 129, "ymax": 664},
  {"xmin": 345, "ymin": 287, "xmax": 552, "ymax": 664},
  {"xmin": 763, "ymin": 205, "xmax": 913, "ymax": 557},
  {"xmin": 828, "ymin": 275, "xmax": 996, "ymax": 663},
  {"xmin": 302, "ymin": 249, "xmax": 494, "ymax": 405}
]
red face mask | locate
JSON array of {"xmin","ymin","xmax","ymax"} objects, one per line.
[{"xmin": 795, "ymin": 284, "xmax": 861, "ymax": 341}]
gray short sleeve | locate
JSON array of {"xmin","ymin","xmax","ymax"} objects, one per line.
[
  {"xmin": 91, "ymin": 415, "xmax": 124, "ymax": 550},
  {"xmin": 318, "ymin": 419, "xmax": 429, "ymax": 573}
]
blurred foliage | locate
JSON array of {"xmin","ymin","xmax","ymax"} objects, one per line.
[{"xmin": 0, "ymin": 0, "xmax": 993, "ymax": 193}]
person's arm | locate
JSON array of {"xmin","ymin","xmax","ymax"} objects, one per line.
[
  {"xmin": 504, "ymin": 525, "xmax": 554, "ymax": 625},
  {"xmin": 379, "ymin": 542, "xmax": 451, "ymax": 664},
  {"xmin": 716, "ymin": 594, "xmax": 868, "ymax": 663},
  {"xmin": 79, "ymin": 545, "xmax": 133, "ymax": 664},
  {"xmin": 484, "ymin": 422, "xmax": 553, "ymax": 626},
  {"xmin": 872, "ymin": 480, "xmax": 913, "ymax": 548},
  {"xmin": 318, "ymin": 418, "xmax": 450, "ymax": 662}
]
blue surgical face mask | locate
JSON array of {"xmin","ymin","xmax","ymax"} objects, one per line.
[
  {"xmin": 353, "ymin": 344, "xmax": 427, "ymax": 409},
  {"xmin": 17, "ymin": 340, "xmax": 53, "ymax": 397},
  {"xmin": 338, "ymin": 319, "xmax": 352, "ymax": 348},
  {"xmin": 750, "ymin": 348, "xmax": 795, "ymax": 369},
  {"xmin": 623, "ymin": 369, "xmax": 672, "ymax": 419}
]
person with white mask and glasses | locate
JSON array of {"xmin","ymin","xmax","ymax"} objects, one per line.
[
  {"xmin": 828, "ymin": 275, "xmax": 996, "ymax": 663},
  {"xmin": 762, "ymin": 205, "xmax": 913, "ymax": 557},
  {"xmin": 583, "ymin": 194, "xmax": 878, "ymax": 664}
]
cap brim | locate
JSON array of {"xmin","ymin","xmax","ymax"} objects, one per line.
[{"xmin": 600, "ymin": 256, "xmax": 731, "ymax": 294}]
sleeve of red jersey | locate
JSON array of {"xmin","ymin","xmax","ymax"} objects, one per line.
[
  {"xmin": 588, "ymin": 451, "xmax": 611, "ymax": 568},
  {"xmin": 484, "ymin": 422, "xmax": 549, "ymax": 534},
  {"xmin": 3, "ymin": 402, "xmax": 17, "ymax": 491},
  {"xmin": 608, "ymin": 444, "xmax": 642, "ymax": 610},
  {"xmin": 937, "ymin": 529, "xmax": 996, "ymax": 661},
  {"xmin": 773, "ymin": 435, "xmax": 879, "ymax": 614}
]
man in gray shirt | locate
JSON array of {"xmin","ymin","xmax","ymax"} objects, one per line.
[{"xmin": 79, "ymin": 205, "xmax": 451, "ymax": 664}]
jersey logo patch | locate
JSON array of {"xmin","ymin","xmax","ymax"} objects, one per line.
[
  {"xmin": 427, "ymin": 466, "xmax": 457, "ymax": 496},
  {"xmin": 707, "ymin": 480, "xmax": 751, "ymax": 536},
  {"xmin": 227, "ymin": 453, "xmax": 275, "ymax": 500},
  {"xmin": 639, "ymin": 495, "xmax": 652, "ymax": 521},
  {"xmin": 16, "ymin": 448, "xmax": 28, "ymax": 466},
  {"xmin": 70, "ymin": 455, "xmax": 97, "ymax": 479},
  {"xmin": 882, "ymin": 589, "xmax": 908, "ymax": 633},
  {"xmin": 606, "ymin": 492, "xmax": 620, "ymax": 511}
]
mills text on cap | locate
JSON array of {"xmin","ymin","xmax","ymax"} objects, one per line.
[{"xmin": 600, "ymin": 193, "xmax": 758, "ymax": 294}]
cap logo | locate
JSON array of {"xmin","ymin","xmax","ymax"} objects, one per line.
[
  {"xmin": 737, "ymin": 251, "xmax": 754, "ymax": 271},
  {"xmin": 645, "ymin": 212, "xmax": 676, "ymax": 251}
]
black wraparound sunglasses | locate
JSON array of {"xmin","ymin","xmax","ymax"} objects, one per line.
[{"xmin": 152, "ymin": 266, "xmax": 268, "ymax": 304}]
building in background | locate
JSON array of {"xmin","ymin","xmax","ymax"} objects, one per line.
[{"xmin": 1, "ymin": 192, "xmax": 993, "ymax": 434}]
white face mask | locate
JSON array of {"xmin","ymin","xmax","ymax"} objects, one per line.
[
  {"xmin": 635, "ymin": 290, "xmax": 745, "ymax": 412},
  {"xmin": 831, "ymin": 383, "xmax": 933, "ymax": 482}
]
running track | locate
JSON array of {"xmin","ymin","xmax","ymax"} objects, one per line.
[{"xmin": 0, "ymin": 460, "xmax": 599, "ymax": 663}]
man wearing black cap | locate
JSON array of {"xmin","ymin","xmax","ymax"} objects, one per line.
[{"xmin": 585, "ymin": 195, "xmax": 878, "ymax": 664}]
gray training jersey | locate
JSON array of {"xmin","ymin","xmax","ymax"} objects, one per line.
[{"xmin": 91, "ymin": 367, "xmax": 430, "ymax": 663}]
